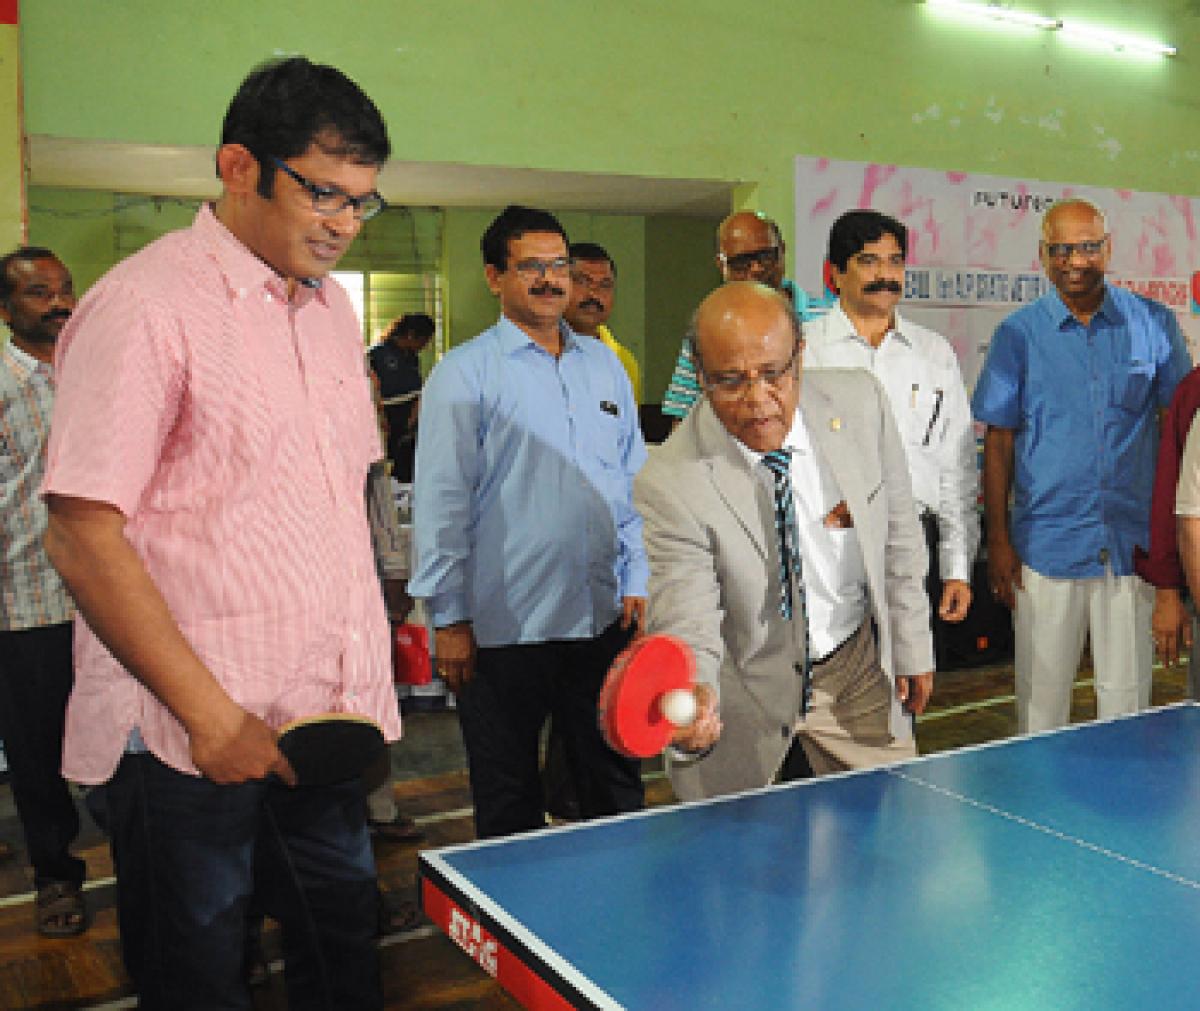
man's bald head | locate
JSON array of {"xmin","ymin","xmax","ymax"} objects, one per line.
[
  {"xmin": 1041, "ymin": 198, "xmax": 1107, "ymax": 240},
  {"xmin": 716, "ymin": 211, "xmax": 786, "ymax": 289},
  {"xmin": 691, "ymin": 281, "xmax": 801, "ymax": 453}
]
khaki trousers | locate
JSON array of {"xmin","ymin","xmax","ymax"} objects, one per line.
[{"xmin": 788, "ymin": 619, "xmax": 917, "ymax": 777}]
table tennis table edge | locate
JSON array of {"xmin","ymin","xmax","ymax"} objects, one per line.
[{"xmin": 419, "ymin": 852, "xmax": 624, "ymax": 1010}]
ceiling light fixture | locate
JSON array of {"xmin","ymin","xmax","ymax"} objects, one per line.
[{"xmin": 924, "ymin": 1, "xmax": 1177, "ymax": 57}]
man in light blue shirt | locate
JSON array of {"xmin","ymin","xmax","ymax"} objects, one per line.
[
  {"xmin": 972, "ymin": 198, "xmax": 1191, "ymax": 733},
  {"xmin": 410, "ymin": 205, "xmax": 647, "ymax": 838}
]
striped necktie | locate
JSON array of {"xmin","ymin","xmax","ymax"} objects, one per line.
[{"xmin": 762, "ymin": 448, "xmax": 813, "ymax": 713}]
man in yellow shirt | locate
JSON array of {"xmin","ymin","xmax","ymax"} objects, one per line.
[{"xmin": 566, "ymin": 242, "xmax": 641, "ymax": 404}]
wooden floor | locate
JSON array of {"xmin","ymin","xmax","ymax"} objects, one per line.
[{"xmin": 0, "ymin": 656, "xmax": 1189, "ymax": 1009}]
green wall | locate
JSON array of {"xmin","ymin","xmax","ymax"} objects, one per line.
[
  {"xmin": 21, "ymin": 0, "xmax": 1200, "ymax": 257},
  {"xmin": 21, "ymin": 0, "xmax": 1199, "ymax": 395}
]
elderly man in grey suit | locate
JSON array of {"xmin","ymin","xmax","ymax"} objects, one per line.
[{"xmin": 635, "ymin": 281, "xmax": 934, "ymax": 801}]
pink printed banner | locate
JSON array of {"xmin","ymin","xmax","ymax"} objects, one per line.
[{"xmin": 795, "ymin": 157, "xmax": 1200, "ymax": 386}]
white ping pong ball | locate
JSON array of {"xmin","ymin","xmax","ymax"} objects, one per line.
[{"xmin": 660, "ymin": 689, "xmax": 697, "ymax": 727}]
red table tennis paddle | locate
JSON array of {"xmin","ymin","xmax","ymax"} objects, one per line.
[
  {"xmin": 276, "ymin": 713, "xmax": 386, "ymax": 787},
  {"xmin": 598, "ymin": 634, "xmax": 697, "ymax": 758}
]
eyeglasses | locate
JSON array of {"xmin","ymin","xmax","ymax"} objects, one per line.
[
  {"xmin": 513, "ymin": 257, "xmax": 572, "ymax": 280},
  {"xmin": 570, "ymin": 270, "xmax": 615, "ymax": 292},
  {"xmin": 270, "ymin": 157, "xmax": 386, "ymax": 221},
  {"xmin": 700, "ymin": 340, "xmax": 802, "ymax": 401},
  {"xmin": 719, "ymin": 246, "xmax": 781, "ymax": 276},
  {"xmin": 1042, "ymin": 237, "xmax": 1108, "ymax": 261}
]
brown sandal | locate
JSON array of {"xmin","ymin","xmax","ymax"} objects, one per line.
[{"xmin": 36, "ymin": 881, "xmax": 87, "ymax": 938}]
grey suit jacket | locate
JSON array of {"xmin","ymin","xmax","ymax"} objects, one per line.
[{"xmin": 634, "ymin": 369, "xmax": 933, "ymax": 801}]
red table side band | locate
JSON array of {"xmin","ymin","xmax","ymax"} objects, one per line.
[
  {"xmin": 420, "ymin": 876, "xmax": 578, "ymax": 1011},
  {"xmin": 0, "ymin": 1, "xmax": 17, "ymax": 26}
]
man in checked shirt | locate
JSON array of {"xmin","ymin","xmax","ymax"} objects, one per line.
[{"xmin": 0, "ymin": 246, "xmax": 87, "ymax": 938}]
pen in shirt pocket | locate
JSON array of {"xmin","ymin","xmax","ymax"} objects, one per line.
[{"xmin": 922, "ymin": 388, "xmax": 944, "ymax": 447}]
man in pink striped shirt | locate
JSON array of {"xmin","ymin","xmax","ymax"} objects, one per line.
[{"xmin": 42, "ymin": 58, "xmax": 397, "ymax": 1010}]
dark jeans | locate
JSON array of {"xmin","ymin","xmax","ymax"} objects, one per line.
[
  {"xmin": 457, "ymin": 621, "xmax": 644, "ymax": 839},
  {"xmin": 91, "ymin": 753, "xmax": 381, "ymax": 1011},
  {"xmin": 0, "ymin": 623, "xmax": 85, "ymax": 889}
]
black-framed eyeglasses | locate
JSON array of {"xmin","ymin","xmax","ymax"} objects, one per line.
[
  {"xmin": 1042, "ymin": 237, "xmax": 1108, "ymax": 261},
  {"xmin": 719, "ymin": 246, "xmax": 782, "ymax": 276},
  {"xmin": 270, "ymin": 156, "xmax": 386, "ymax": 221},
  {"xmin": 700, "ymin": 339, "xmax": 802, "ymax": 401}
]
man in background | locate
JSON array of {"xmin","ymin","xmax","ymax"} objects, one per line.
[
  {"xmin": 369, "ymin": 311, "xmax": 435, "ymax": 482},
  {"xmin": 411, "ymin": 205, "xmax": 647, "ymax": 838},
  {"xmin": 804, "ymin": 209, "xmax": 978, "ymax": 665},
  {"xmin": 0, "ymin": 246, "xmax": 86, "ymax": 937},
  {"xmin": 661, "ymin": 210, "xmax": 834, "ymax": 421},
  {"xmin": 565, "ymin": 241, "xmax": 641, "ymax": 403},
  {"xmin": 973, "ymin": 198, "xmax": 1190, "ymax": 733}
]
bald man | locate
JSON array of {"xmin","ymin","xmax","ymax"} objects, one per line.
[
  {"xmin": 636, "ymin": 282, "xmax": 932, "ymax": 801},
  {"xmin": 660, "ymin": 210, "xmax": 834, "ymax": 421},
  {"xmin": 973, "ymin": 199, "xmax": 1191, "ymax": 734}
]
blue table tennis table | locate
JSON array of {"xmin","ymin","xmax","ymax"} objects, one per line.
[{"xmin": 419, "ymin": 704, "xmax": 1200, "ymax": 1009}]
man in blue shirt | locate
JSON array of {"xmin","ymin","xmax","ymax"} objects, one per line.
[
  {"xmin": 972, "ymin": 198, "xmax": 1191, "ymax": 733},
  {"xmin": 409, "ymin": 205, "xmax": 648, "ymax": 838}
]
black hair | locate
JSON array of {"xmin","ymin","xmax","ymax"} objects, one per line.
[
  {"xmin": 568, "ymin": 241, "xmax": 617, "ymax": 278},
  {"xmin": 385, "ymin": 312, "xmax": 436, "ymax": 341},
  {"xmin": 827, "ymin": 210, "xmax": 907, "ymax": 271},
  {"xmin": 481, "ymin": 205, "xmax": 569, "ymax": 271},
  {"xmin": 0, "ymin": 246, "xmax": 59, "ymax": 304},
  {"xmin": 219, "ymin": 56, "xmax": 390, "ymax": 198}
]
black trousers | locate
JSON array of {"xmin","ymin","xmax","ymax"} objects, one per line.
[
  {"xmin": 0, "ymin": 622, "xmax": 85, "ymax": 889},
  {"xmin": 456, "ymin": 622, "xmax": 644, "ymax": 839},
  {"xmin": 920, "ymin": 512, "xmax": 947, "ymax": 670}
]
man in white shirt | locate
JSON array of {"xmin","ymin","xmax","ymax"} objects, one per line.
[
  {"xmin": 635, "ymin": 282, "xmax": 933, "ymax": 800},
  {"xmin": 805, "ymin": 210, "xmax": 979, "ymax": 662}
]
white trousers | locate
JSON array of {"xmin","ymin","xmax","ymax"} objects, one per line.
[{"xmin": 1013, "ymin": 565, "xmax": 1154, "ymax": 734}]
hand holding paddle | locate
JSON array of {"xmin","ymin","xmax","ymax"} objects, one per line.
[
  {"xmin": 598, "ymin": 634, "xmax": 721, "ymax": 758},
  {"xmin": 190, "ymin": 700, "xmax": 296, "ymax": 786}
]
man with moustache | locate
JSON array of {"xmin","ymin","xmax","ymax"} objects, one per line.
[
  {"xmin": 804, "ymin": 210, "xmax": 978, "ymax": 665},
  {"xmin": 973, "ymin": 198, "xmax": 1190, "ymax": 733},
  {"xmin": 42, "ymin": 59, "xmax": 398, "ymax": 1008},
  {"xmin": 410, "ymin": 205, "xmax": 648, "ymax": 838},
  {"xmin": 661, "ymin": 210, "xmax": 834, "ymax": 421},
  {"xmin": 637, "ymin": 282, "xmax": 933, "ymax": 799},
  {"xmin": 0, "ymin": 247, "xmax": 87, "ymax": 937},
  {"xmin": 565, "ymin": 242, "xmax": 641, "ymax": 403}
]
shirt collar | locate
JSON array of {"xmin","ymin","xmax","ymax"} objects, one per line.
[
  {"xmin": 2, "ymin": 339, "xmax": 49, "ymax": 380},
  {"xmin": 194, "ymin": 203, "xmax": 328, "ymax": 309},
  {"xmin": 496, "ymin": 314, "xmax": 580, "ymax": 356},
  {"xmin": 1046, "ymin": 282, "xmax": 1120, "ymax": 330},
  {"xmin": 732, "ymin": 407, "xmax": 811, "ymax": 473},
  {"xmin": 823, "ymin": 301, "xmax": 912, "ymax": 348}
]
